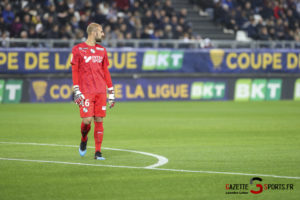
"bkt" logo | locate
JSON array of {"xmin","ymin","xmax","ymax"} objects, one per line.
[{"xmin": 142, "ymin": 51, "xmax": 183, "ymax": 70}]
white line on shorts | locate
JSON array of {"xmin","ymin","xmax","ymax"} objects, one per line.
[
  {"xmin": 0, "ymin": 141, "xmax": 168, "ymax": 168},
  {"xmin": 0, "ymin": 142, "xmax": 299, "ymax": 180}
]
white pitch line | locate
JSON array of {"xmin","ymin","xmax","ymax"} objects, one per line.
[
  {"xmin": 0, "ymin": 142, "xmax": 168, "ymax": 168},
  {"xmin": 0, "ymin": 157, "xmax": 142, "ymax": 169},
  {"xmin": 1, "ymin": 142, "xmax": 300, "ymax": 180},
  {"xmin": 0, "ymin": 157, "xmax": 300, "ymax": 180},
  {"xmin": 103, "ymin": 147, "xmax": 168, "ymax": 169}
]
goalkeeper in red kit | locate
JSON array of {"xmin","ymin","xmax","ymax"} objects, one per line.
[{"xmin": 71, "ymin": 23, "xmax": 115, "ymax": 160}]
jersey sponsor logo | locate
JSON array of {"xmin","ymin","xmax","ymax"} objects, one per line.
[
  {"xmin": 96, "ymin": 47, "xmax": 104, "ymax": 51},
  {"xmin": 84, "ymin": 56, "xmax": 92, "ymax": 63},
  {"xmin": 90, "ymin": 49, "xmax": 95, "ymax": 54},
  {"xmin": 83, "ymin": 56, "xmax": 103, "ymax": 63},
  {"xmin": 78, "ymin": 47, "xmax": 88, "ymax": 52}
]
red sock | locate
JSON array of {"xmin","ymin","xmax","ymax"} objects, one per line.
[
  {"xmin": 81, "ymin": 122, "xmax": 91, "ymax": 142},
  {"xmin": 94, "ymin": 121, "xmax": 104, "ymax": 152}
]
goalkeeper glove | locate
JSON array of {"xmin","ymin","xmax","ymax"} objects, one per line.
[
  {"xmin": 73, "ymin": 85, "xmax": 85, "ymax": 106},
  {"xmin": 108, "ymin": 87, "xmax": 115, "ymax": 109}
]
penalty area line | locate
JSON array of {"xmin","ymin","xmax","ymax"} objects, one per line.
[
  {"xmin": 0, "ymin": 141, "xmax": 168, "ymax": 169},
  {"xmin": 0, "ymin": 157, "xmax": 300, "ymax": 180}
]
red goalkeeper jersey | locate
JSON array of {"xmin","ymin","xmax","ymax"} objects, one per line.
[{"xmin": 71, "ymin": 42, "xmax": 113, "ymax": 94}]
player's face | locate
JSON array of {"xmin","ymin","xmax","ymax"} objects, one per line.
[{"xmin": 95, "ymin": 26, "xmax": 104, "ymax": 43}]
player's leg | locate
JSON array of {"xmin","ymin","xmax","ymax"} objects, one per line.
[
  {"xmin": 81, "ymin": 117, "xmax": 92, "ymax": 142},
  {"xmin": 94, "ymin": 117, "xmax": 105, "ymax": 160},
  {"xmin": 79, "ymin": 117, "xmax": 92, "ymax": 156},
  {"xmin": 94, "ymin": 93, "xmax": 107, "ymax": 160},
  {"xmin": 78, "ymin": 94, "xmax": 95, "ymax": 156}
]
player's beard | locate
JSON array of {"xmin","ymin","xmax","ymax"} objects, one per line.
[{"xmin": 95, "ymin": 37, "xmax": 102, "ymax": 43}]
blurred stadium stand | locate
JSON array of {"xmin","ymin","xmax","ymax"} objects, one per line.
[{"xmin": 1, "ymin": 0, "xmax": 299, "ymax": 47}]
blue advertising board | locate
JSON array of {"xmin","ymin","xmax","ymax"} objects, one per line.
[
  {"xmin": 29, "ymin": 78, "xmax": 228, "ymax": 102},
  {"xmin": 1, "ymin": 48, "xmax": 300, "ymax": 74},
  {"xmin": 2, "ymin": 77, "xmax": 300, "ymax": 103}
]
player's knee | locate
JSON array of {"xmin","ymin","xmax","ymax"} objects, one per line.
[
  {"xmin": 82, "ymin": 117, "xmax": 93, "ymax": 125},
  {"xmin": 94, "ymin": 117, "xmax": 103, "ymax": 122}
]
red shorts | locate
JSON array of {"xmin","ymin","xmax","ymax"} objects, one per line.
[{"xmin": 79, "ymin": 93, "xmax": 107, "ymax": 118}]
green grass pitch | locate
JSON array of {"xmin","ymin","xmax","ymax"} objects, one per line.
[{"xmin": 0, "ymin": 101, "xmax": 300, "ymax": 200}]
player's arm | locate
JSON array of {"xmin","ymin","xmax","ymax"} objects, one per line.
[
  {"xmin": 103, "ymin": 49, "xmax": 115, "ymax": 108},
  {"xmin": 71, "ymin": 47, "xmax": 85, "ymax": 105}
]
